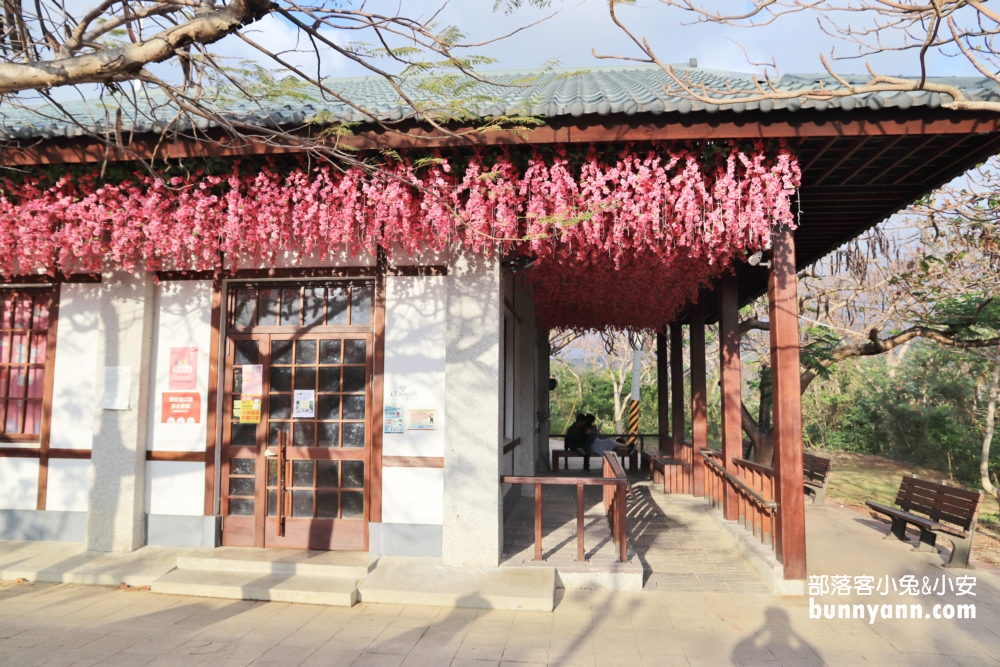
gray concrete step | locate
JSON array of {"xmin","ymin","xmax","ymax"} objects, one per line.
[
  {"xmin": 357, "ymin": 556, "xmax": 556, "ymax": 610},
  {"xmin": 176, "ymin": 546, "xmax": 378, "ymax": 579},
  {"xmin": 151, "ymin": 568, "xmax": 359, "ymax": 606}
]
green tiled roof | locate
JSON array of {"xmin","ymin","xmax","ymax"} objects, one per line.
[{"xmin": 3, "ymin": 65, "xmax": 999, "ymax": 140}]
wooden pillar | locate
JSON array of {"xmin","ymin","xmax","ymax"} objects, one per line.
[
  {"xmin": 719, "ymin": 271, "xmax": 742, "ymax": 521},
  {"xmin": 689, "ymin": 298, "xmax": 707, "ymax": 497},
  {"xmin": 656, "ymin": 331, "xmax": 669, "ymax": 452},
  {"xmin": 670, "ymin": 320, "xmax": 685, "ymax": 456},
  {"xmin": 769, "ymin": 228, "xmax": 807, "ymax": 579}
]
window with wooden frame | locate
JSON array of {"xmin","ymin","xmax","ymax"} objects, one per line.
[
  {"xmin": 0, "ymin": 288, "xmax": 55, "ymax": 441},
  {"xmin": 227, "ymin": 281, "xmax": 374, "ymax": 330}
]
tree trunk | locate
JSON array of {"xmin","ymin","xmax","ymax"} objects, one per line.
[{"xmin": 981, "ymin": 355, "xmax": 1000, "ymax": 504}]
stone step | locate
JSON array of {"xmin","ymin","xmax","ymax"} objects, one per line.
[
  {"xmin": 357, "ymin": 557, "xmax": 556, "ymax": 611},
  {"xmin": 176, "ymin": 546, "xmax": 378, "ymax": 579},
  {"xmin": 151, "ymin": 568, "xmax": 359, "ymax": 606}
]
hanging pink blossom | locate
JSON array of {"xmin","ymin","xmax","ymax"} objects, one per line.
[{"xmin": 0, "ymin": 142, "xmax": 800, "ymax": 331}]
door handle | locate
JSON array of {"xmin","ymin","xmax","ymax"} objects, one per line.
[{"xmin": 264, "ymin": 449, "xmax": 278, "ymax": 457}]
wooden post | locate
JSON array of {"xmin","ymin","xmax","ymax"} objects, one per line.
[
  {"xmin": 670, "ymin": 320, "xmax": 685, "ymax": 456},
  {"xmin": 576, "ymin": 483, "xmax": 585, "ymax": 562},
  {"xmin": 769, "ymin": 228, "xmax": 807, "ymax": 579},
  {"xmin": 690, "ymin": 298, "xmax": 707, "ymax": 497},
  {"xmin": 534, "ymin": 483, "xmax": 543, "ymax": 561},
  {"xmin": 719, "ymin": 271, "xmax": 742, "ymax": 521},
  {"xmin": 656, "ymin": 331, "xmax": 669, "ymax": 453}
]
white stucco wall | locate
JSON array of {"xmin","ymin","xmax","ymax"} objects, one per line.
[
  {"xmin": 146, "ymin": 280, "xmax": 212, "ymax": 452},
  {"xmin": 382, "ymin": 467, "xmax": 444, "ymax": 524},
  {"xmin": 145, "ymin": 461, "xmax": 204, "ymax": 516},
  {"xmin": 49, "ymin": 283, "xmax": 101, "ymax": 451},
  {"xmin": 0, "ymin": 458, "xmax": 39, "ymax": 509},
  {"xmin": 45, "ymin": 458, "xmax": 92, "ymax": 512},
  {"xmin": 383, "ymin": 276, "xmax": 446, "ymax": 458}
]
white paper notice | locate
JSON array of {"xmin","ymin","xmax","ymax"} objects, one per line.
[
  {"xmin": 293, "ymin": 390, "xmax": 315, "ymax": 419},
  {"xmin": 98, "ymin": 366, "xmax": 131, "ymax": 410}
]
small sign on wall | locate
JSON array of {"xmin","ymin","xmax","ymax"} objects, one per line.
[
  {"xmin": 162, "ymin": 392, "xmax": 201, "ymax": 423},
  {"xmin": 239, "ymin": 396, "xmax": 262, "ymax": 424},
  {"xmin": 407, "ymin": 409, "xmax": 437, "ymax": 431},
  {"xmin": 293, "ymin": 390, "xmax": 315, "ymax": 419},
  {"xmin": 168, "ymin": 347, "xmax": 198, "ymax": 390},
  {"xmin": 98, "ymin": 366, "xmax": 131, "ymax": 410},
  {"xmin": 384, "ymin": 406, "xmax": 403, "ymax": 434}
]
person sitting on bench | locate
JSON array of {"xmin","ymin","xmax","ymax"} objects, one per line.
[{"xmin": 583, "ymin": 414, "xmax": 635, "ymax": 468}]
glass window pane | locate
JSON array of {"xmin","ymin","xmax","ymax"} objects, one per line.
[
  {"xmin": 230, "ymin": 424, "xmax": 257, "ymax": 447},
  {"xmin": 292, "ymin": 460, "xmax": 315, "ymax": 487},
  {"xmin": 317, "ymin": 491, "xmax": 339, "ymax": 519},
  {"xmin": 10, "ymin": 334, "xmax": 26, "ymax": 363},
  {"xmin": 317, "ymin": 460, "xmax": 339, "ymax": 487},
  {"xmin": 29, "ymin": 333, "xmax": 46, "ymax": 363},
  {"xmin": 0, "ymin": 368, "xmax": 7, "ymax": 398},
  {"xmin": 350, "ymin": 283, "xmax": 373, "ymax": 325},
  {"xmin": 271, "ymin": 339, "xmax": 293, "ymax": 365},
  {"xmin": 280, "ymin": 288, "xmax": 301, "ymax": 327},
  {"xmin": 231, "ymin": 458, "xmax": 255, "ymax": 475},
  {"xmin": 234, "ymin": 289, "xmax": 256, "ymax": 327},
  {"xmin": 341, "ymin": 492, "xmax": 363, "ymax": 519},
  {"xmin": 0, "ymin": 297, "xmax": 9, "ymax": 328},
  {"xmin": 267, "ymin": 489, "xmax": 277, "ymax": 517},
  {"xmin": 0, "ymin": 334, "xmax": 8, "ymax": 364},
  {"xmin": 24, "ymin": 401, "xmax": 40, "ymax": 435},
  {"xmin": 270, "ymin": 367, "xmax": 292, "ymax": 392},
  {"xmin": 234, "ymin": 340, "xmax": 259, "ymax": 366},
  {"xmin": 233, "ymin": 367, "xmax": 243, "ymax": 394},
  {"xmin": 7, "ymin": 368, "xmax": 25, "ymax": 398},
  {"xmin": 259, "ymin": 289, "xmax": 279, "ymax": 326},
  {"xmin": 292, "ymin": 490, "xmax": 313, "ymax": 518},
  {"xmin": 267, "ymin": 459, "xmax": 277, "ymax": 486},
  {"xmin": 343, "ymin": 367, "xmax": 366, "ymax": 393},
  {"xmin": 318, "ymin": 395, "xmax": 341, "ymax": 420},
  {"xmin": 229, "ymin": 477, "xmax": 255, "ymax": 496},
  {"xmin": 318, "ymin": 422, "xmax": 340, "ymax": 447},
  {"xmin": 303, "ymin": 287, "xmax": 325, "ymax": 327},
  {"xmin": 293, "ymin": 422, "xmax": 315, "ymax": 447},
  {"xmin": 294, "ymin": 368, "xmax": 316, "ymax": 391},
  {"xmin": 229, "ymin": 498, "xmax": 254, "ymax": 516},
  {"xmin": 26, "ymin": 369, "xmax": 43, "ymax": 399},
  {"xmin": 5, "ymin": 400, "xmax": 21, "ymax": 432},
  {"xmin": 13, "ymin": 298, "xmax": 30, "ymax": 329},
  {"xmin": 343, "ymin": 423, "xmax": 365, "ymax": 448},
  {"xmin": 344, "ymin": 340, "xmax": 367, "ymax": 364},
  {"xmin": 296, "ymin": 340, "xmax": 317, "ymax": 365},
  {"xmin": 343, "ymin": 395, "xmax": 365, "ymax": 420},
  {"xmin": 269, "ymin": 394, "xmax": 291, "ymax": 419},
  {"xmin": 32, "ymin": 296, "xmax": 49, "ymax": 330},
  {"xmin": 268, "ymin": 422, "xmax": 290, "ymax": 447},
  {"xmin": 328, "ymin": 286, "xmax": 348, "ymax": 325},
  {"xmin": 319, "ymin": 367, "xmax": 341, "ymax": 392},
  {"xmin": 320, "ymin": 340, "xmax": 341, "ymax": 365},
  {"xmin": 342, "ymin": 461, "xmax": 364, "ymax": 488}
]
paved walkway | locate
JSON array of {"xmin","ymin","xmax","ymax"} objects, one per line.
[{"xmin": 3, "ymin": 489, "xmax": 1000, "ymax": 665}]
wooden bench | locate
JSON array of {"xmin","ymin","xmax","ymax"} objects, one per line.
[
  {"xmin": 866, "ymin": 476, "xmax": 984, "ymax": 569},
  {"xmin": 803, "ymin": 453, "xmax": 833, "ymax": 507},
  {"xmin": 552, "ymin": 447, "xmax": 638, "ymax": 472},
  {"xmin": 650, "ymin": 455, "xmax": 690, "ymax": 494}
]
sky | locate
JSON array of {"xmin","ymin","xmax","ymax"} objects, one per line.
[{"xmin": 217, "ymin": 0, "xmax": 986, "ymax": 83}]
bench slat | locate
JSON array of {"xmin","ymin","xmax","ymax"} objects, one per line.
[{"xmin": 866, "ymin": 502, "xmax": 941, "ymax": 531}]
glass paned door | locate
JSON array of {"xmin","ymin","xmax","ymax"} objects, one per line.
[
  {"xmin": 263, "ymin": 334, "xmax": 370, "ymax": 550},
  {"xmin": 220, "ymin": 332, "xmax": 372, "ymax": 550}
]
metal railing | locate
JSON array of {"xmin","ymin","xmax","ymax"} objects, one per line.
[
  {"xmin": 501, "ymin": 452, "xmax": 632, "ymax": 563},
  {"xmin": 702, "ymin": 450, "xmax": 777, "ymax": 550}
]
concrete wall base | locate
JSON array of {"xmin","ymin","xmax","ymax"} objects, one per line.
[
  {"xmin": 146, "ymin": 514, "xmax": 219, "ymax": 548},
  {"xmin": 0, "ymin": 510, "xmax": 87, "ymax": 542},
  {"xmin": 369, "ymin": 523, "xmax": 442, "ymax": 557},
  {"xmin": 708, "ymin": 506, "xmax": 806, "ymax": 596}
]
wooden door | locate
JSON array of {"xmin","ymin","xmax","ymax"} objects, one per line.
[{"xmin": 219, "ymin": 282, "xmax": 374, "ymax": 550}]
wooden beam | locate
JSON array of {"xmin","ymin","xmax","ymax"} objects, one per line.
[
  {"xmin": 656, "ymin": 331, "xmax": 669, "ymax": 452},
  {"xmin": 203, "ymin": 275, "xmax": 222, "ymax": 517},
  {"xmin": 814, "ymin": 137, "xmax": 869, "ymax": 186},
  {"xmin": 689, "ymin": 298, "xmax": 707, "ymax": 498},
  {"xmin": 670, "ymin": 320, "xmax": 685, "ymax": 456},
  {"xmin": 841, "ymin": 135, "xmax": 905, "ymax": 185},
  {"xmin": 718, "ymin": 271, "xmax": 742, "ymax": 522},
  {"xmin": 769, "ymin": 227, "xmax": 807, "ymax": 580},
  {"xmin": 382, "ymin": 456, "xmax": 444, "ymax": 468},
  {"xmin": 6, "ymin": 112, "xmax": 1000, "ymax": 166}
]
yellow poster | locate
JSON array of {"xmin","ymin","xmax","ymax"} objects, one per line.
[{"xmin": 239, "ymin": 396, "xmax": 261, "ymax": 424}]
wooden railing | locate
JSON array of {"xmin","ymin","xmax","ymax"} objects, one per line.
[
  {"xmin": 501, "ymin": 452, "xmax": 632, "ymax": 563},
  {"xmin": 701, "ymin": 450, "xmax": 777, "ymax": 550},
  {"xmin": 550, "ymin": 433, "xmax": 660, "ymax": 449}
]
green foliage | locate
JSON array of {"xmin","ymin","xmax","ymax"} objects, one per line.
[
  {"xmin": 550, "ymin": 363, "xmax": 659, "ymax": 436},
  {"xmin": 801, "ymin": 344, "xmax": 998, "ymax": 487}
]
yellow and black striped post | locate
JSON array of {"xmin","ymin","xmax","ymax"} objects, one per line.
[{"xmin": 627, "ymin": 399, "xmax": 640, "ymax": 446}]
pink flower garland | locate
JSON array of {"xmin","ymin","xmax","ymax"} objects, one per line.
[{"xmin": 0, "ymin": 142, "xmax": 800, "ymax": 331}]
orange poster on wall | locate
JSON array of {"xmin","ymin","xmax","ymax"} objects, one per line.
[{"xmin": 161, "ymin": 392, "xmax": 201, "ymax": 424}]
